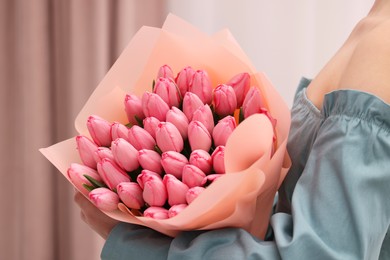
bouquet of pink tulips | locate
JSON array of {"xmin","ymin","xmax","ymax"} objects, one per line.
[
  {"xmin": 69, "ymin": 64, "xmax": 277, "ymax": 219},
  {"xmin": 40, "ymin": 14, "xmax": 291, "ymax": 239}
]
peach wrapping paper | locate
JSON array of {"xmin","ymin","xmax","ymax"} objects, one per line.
[{"xmin": 40, "ymin": 14, "xmax": 291, "ymax": 239}]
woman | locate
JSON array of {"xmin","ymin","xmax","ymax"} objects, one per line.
[{"xmin": 75, "ymin": 1, "xmax": 390, "ymax": 259}]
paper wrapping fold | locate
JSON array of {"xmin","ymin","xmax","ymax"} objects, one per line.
[{"xmin": 40, "ymin": 14, "xmax": 291, "ymax": 239}]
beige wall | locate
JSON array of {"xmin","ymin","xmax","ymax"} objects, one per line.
[{"xmin": 166, "ymin": 0, "xmax": 373, "ymax": 106}]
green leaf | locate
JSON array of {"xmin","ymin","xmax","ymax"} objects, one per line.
[
  {"xmin": 135, "ymin": 115, "xmax": 143, "ymax": 127},
  {"xmin": 239, "ymin": 107, "xmax": 245, "ymax": 123},
  {"xmin": 82, "ymin": 184, "xmax": 95, "ymax": 192},
  {"xmin": 154, "ymin": 145, "xmax": 163, "ymax": 155},
  {"xmin": 152, "ymin": 79, "xmax": 156, "ymax": 92},
  {"xmin": 84, "ymin": 174, "xmax": 107, "ymax": 188}
]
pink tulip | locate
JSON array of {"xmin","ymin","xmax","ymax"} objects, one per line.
[
  {"xmin": 213, "ymin": 84, "xmax": 237, "ymax": 117},
  {"xmin": 111, "ymin": 122, "xmax": 130, "ymax": 141},
  {"xmin": 156, "ymin": 64, "xmax": 174, "ymax": 80},
  {"xmin": 153, "ymin": 77, "xmax": 181, "ymax": 108},
  {"xmin": 76, "ymin": 135, "xmax": 98, "ymax": 169},
  {"xmin": 186, "ymin": 186, "xmax": 205, "ymax": 204},
  {"xmin": 182, "ymin": 164, "xmax": 206, "ymax": 188},
  {"xmin": 242, "ymin": 87, "xmax": 266, "ymax": 119},
  {"xmin": 86, "ymin": 115, "xmax": 112, "ymax": 147},
  {"xmin": 67, "ymin": 163, "xmax": 102, "ymax": 196},
  {"xmin": 192, "ymin": 104, "xmax": 214, "ymax": 134},
  {"xmin": 142, "ymin": 92, "xmax": 170, "ymax": 121},
  {"xmin": 211, "ymin": 146, "xmax": 226, "ymax": 174},
  {"xmin": 111, "ymin": 138, "xmax": 139, "ymax": 172},
  {"xmin": 89, "ymin": 187, "xmax": 119, "ymax": 212},
  {"xmin": 226, "ymin": 72, "xmax": 250, "ymax": 107},
  {"xmin": 138, "ymin": 149, "xmax": 162, "ymax": 174},
  {"xmin": 136, "ymin": 169, "xmax": 161, "ymax": 189},
  {"xmin": 124, "ymin": 94, "xmax": 144, "ymax": 126},
  {"xmin": 188, "ymin": 69, "xmax": 212, "ymax": 104},
  {"xmin": 93, "ymin": 147, "xmax": 115, "ymax": 163},
  {"xmin": 166, "ymin": 107, "xmax": 189, "ymax": 139},
  {"xmin": 188, "ymin": 121, "xmax": 212, "ymax": 152},
  {"xmin": 143, "ymin": 117, "xmax": 160, "ymax": 139},
  {"xmin": 175, "ymin": 66, "xmax": 195, "ymax": 97},
  {"xmin": 168, "ymin": 204, "xmax": 188, "ymax": 218},
  {"xmin": 143, "ymin": 206, "xmax": 169, "ymax": 219},
  {"xmin": 155, "ymin": 122, "xmax": 184, "ymax": 153},
  {"xmin": 128, "ymin": 125, "xmax": 156, "ymax": 151},
  {"xmin": 201, "ymin": 174, "xmax": 224, "ymax": 186},
  {"xmin": 212, "ymin": 116, "xmax": 236, "ymax": 147},
  {"xmin": 137, "ymin": 170, "xmax": 167, "ymax": 207},
  {"xmin": 97, "ymin": 158, "xmax": 130, "ymax": 190},
  {"xmin": 189, "ymin": 149, "xmax": 212, "ymax": 174},
  {"xmin": 182, "ymin": 92, "xmax": 204, "ymax": 121},
  {"xmin": 160, "ymin": 151, "xmax": 189, "ymax": 178},
  {"xmin": 163, "ymin": 174, "xmax": 189, "ymax": 206},
  {"xmin": 117, "ymin": 182, "xmax": 144, "ymax": 210}
]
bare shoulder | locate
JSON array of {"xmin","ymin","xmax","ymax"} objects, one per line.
[{"xmin": 338, "ymin": 19, "xmax": 390, "ymax": 104}]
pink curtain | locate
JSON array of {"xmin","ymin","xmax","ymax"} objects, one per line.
[{"xmin": 0, "ymin": 1, "xmax": 167, "ymax": 259}]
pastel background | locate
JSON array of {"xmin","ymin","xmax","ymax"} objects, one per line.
[{"xmin": 0, "ymin": 0, "xmax": 373, "ymax": 259}]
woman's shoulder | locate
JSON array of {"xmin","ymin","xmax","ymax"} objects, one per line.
[{"xmin": 338, "ymin": 18, "xmax": 390, "ymax": 104}]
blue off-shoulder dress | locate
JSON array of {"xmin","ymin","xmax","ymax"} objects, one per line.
[{"xmin": 102, "ymin": 78, "xmax": 390, "ymax": 260}]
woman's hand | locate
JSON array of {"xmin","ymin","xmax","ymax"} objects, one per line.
[{"xmin": 74, "ymin": 190, "xmax": 120, "ymax": 240}]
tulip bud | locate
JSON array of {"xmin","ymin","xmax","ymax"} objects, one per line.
[
  {"xmin": 226, "ymin": 72, "xmax": 250, "ymax": 107},
  {"xmin": 182, "ymin": 92, "xmax": 204, "ymax": 121},
  {"xmin": 143, "ymin": 117, "xmax": 160, "ymax": 139},
  {"xmin": 93, "ymin": 147, "xmax": 115, "ymax": 163},
  {"xmin": 201, "ymin": 174, "xmax": 224, "ymax": 186},
  {"xmin": 128, "ymin": 125, "xmax": 156, "ymax": 151},
  {"xmin": 111, "ymin": 122, "xmax": 130, "ymax": 142},
  {"xmin": 192, "ymin": 104, "xmax": 214, "ymax": 134},
  {"xmin": 188, "ymin": 69, "xmax": 212, "ymax": 104},
  {"xmin": 136, "ymin": 169, "xmax": 161, "ymax": 189},
  {"xmin": 242, "ymin": 87, "xmax": 266, "ymax": 119},
  {"xmin": 156, "ymin": 122, "xmax": 184, "ymax": 153},
  {"xmin": 97, "ymin": 158, "xmax": 131, "ymax": 190},
  {"xmin": 153, "ymin": 77, "xmax": 181, "ymax": 108},
  {"xmin": 163, "ymin": 174, "xmax": 189, "ymax": 206},
  {"xmin": 186, "ymin": 186, "xmax": 205, "ymax": 204},
  {"xmin": 142, "ymin": 92, "xmax": 170, "ymax": 121},
  {"xmin": 175, "ymin": 66, "xmax": 195, "ymax": 97},
  {"xmin": 168, "ymin": 204, "xmax": 188, "ymax": 218},
  {"xmin": 138, "ymin": 149, "xmax": 162, "ymax": 174},
  {"xmin": 188, "ymin": 121, "xmax": 212, "ymax": 152},
  {"xmin": 111, "ymin": 138, "xmax": 139, "ymax": 172},
  {"xmin": 161, "ymin": 151, "xmax": 189, "ymax": 178},
  {"xmin": 189, "ymin": 149, "xmax": 212, "ymax": 174},
  {"xmin": 87, "ymin": 115, "xmax": 112, "ymax": 147},
  {"xmin": 182, "ymin": 164, "xmax": 206, "ymax": 188},
  {"xmin": 137, "ymin": 170, "xmax": 167, "ymax": 207},
  {"xmin": 117, "ymin": 182, "xmax": 144, "ymax": 210},
  {"xmin": 212, "ymin": 116, "xmax": 236, "ymax": 147},
  {"xmin": 76, "ymin": 135, "xmax": 98, "ymax": 169},
  {"xmin": 156, "ymin": 64, "xmax": 174, "ymax": 80},
  {"xmin": 211, "ymin": 146, "xmax": 226, "ymax": 174},
  {"xmin": 143, "ymin": 206, "xmax": 169, "ymax": 219},
  {"xmin": 67, "ymin": 163, "xmax": 102, "ymax": 196},
  {"xmin": 89, "ymin": 187, "xmax": 119, "ymax": 212},
  {"xmin": 213, "ymin": 84, "xmax": 237, "ymax": 117},
  {"xmin": 166, "ymin": 107, "xmax": 189, "ymax": 139},
  {"xmin": 124, "ymin": 94, "xmax": 144, "ymax": 126}
]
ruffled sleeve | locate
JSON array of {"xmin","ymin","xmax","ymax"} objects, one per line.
[{"xmin": 102, "ymin": 89, "xmax": 390, "ymax": 260}]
